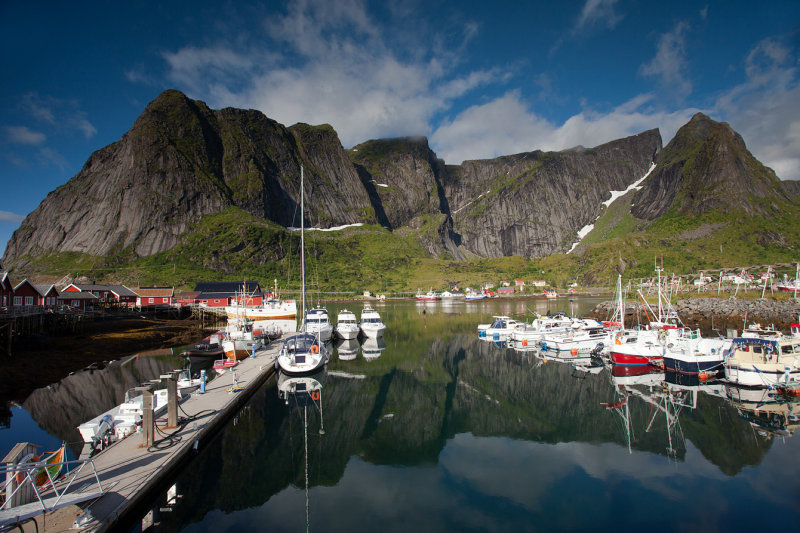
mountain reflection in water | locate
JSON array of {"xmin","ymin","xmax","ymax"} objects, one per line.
[{"xmin": 8, "ymin": 299, "xmax": 800, "ymax": 531}]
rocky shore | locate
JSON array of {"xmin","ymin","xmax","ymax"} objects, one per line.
[
  {"xmin": 590, "ymin": 297, "xmax": 800, "ymax": 335},
  {"xmin": 1, "ymin": 317, "xmax": 208, "ymax": 404}
]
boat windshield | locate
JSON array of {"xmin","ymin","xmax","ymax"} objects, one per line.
[{"xmin": 283, "ymin": 334, "xmax": 318, "ymax": 353}]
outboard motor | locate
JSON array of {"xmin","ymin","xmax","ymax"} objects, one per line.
[{"xmin": 591, "ymin": 342, "xmax": 605, "ymax": 356}]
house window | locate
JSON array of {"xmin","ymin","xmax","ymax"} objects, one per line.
[
  {"xmin": 25, "ymin": 296, "xmax": 33, "ymax": 306},
  {"xmin": 214, "ymin": 299, "xmax": 220, "ymax": 303},
  {"xmin": 14, "ymin": 296, "xmax": 22, "ymax": 306},
  {"xmin": 149, "ymin": 298, "xmax": 154, "ymax": 304},
  {"xmin": 163, "ymin": 297, "xmax": 168, "ymax": 303},
  {"xmin": 72, "ymin": 300, "xmax": 80, "ymax": 307}
]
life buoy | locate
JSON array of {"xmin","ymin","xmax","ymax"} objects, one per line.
[
  {"xmin": 310, "ymin": 345, "xmax": 319, "ymax": 354},
  {"xmin": 311, "ymin": 391, "xmax": 320, "ymax": 400}
]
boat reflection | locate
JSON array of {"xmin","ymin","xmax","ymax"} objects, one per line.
[
  {"xmin": 726, "ymin": 384, "xmax": 800, "ymax": 438},
  {"xmin": 362, "ymin": 337, "xmax": 387, "ymax": 360},
  {"xmin": 335, "ymin": 338, "xmax": 360, "ymax": 361}
]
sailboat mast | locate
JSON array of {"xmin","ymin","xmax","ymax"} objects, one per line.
[{"xmin": 301, "ymin": 166, "xmax": 306, "ymax": 331}]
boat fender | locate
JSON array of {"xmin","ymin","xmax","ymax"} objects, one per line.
[
  {"xmin": 522, "ymin": 340, "xmax": 528, "ymax": 346},
  {"xmin": 311, "ymin": 391, "xmax": 320, "ymax": 400},
  {"xmin": 571, "ymin": 348, "xmax": 578, "ymax": 356},
  {"xmin": 310, "ymin": 345, "xmax": 319, "ymax": 354}
]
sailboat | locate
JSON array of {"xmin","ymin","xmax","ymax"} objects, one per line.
[{"xmin": 276, "ymin": 166, "xmax": 329, "ymax": 375}]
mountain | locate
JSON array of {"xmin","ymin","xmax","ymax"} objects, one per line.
[{"xmin": 2, "ymin": 91, "xmax": 797, "ymax": 287}]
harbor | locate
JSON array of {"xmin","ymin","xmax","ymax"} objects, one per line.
[
  {"xmin": 2, "ymin": 340, "xmax": 281, "ymax": 532},
  {"xmin": 2, "ymin": 296, "xmax": 800, "ymax": 531}
]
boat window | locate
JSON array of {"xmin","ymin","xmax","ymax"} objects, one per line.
[
  {"xmin": 753, "ymin": 345, "xmax": 763, "ymax": 354},
  {"xmin": 782, "ymin": 345, "xmax": 793, "ymax": 354}
]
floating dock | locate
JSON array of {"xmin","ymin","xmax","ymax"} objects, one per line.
[{"xmin": 3, "ymin": 341, "xmax": 281, "ymax": 532}]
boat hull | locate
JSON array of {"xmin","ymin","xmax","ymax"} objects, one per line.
[
  {"xmin": 663, "ymin": 354, "xmax": 723, "ymax": 375},
  {"xmin": 609, "ymin": 351, "xmax": 659, "ymax": 366}
]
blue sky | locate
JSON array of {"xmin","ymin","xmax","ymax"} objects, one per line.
[{"xmin": 1, "ymin": 0, "xmax": 799, "ymax": 258}]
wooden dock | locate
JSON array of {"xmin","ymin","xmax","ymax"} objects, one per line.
[{"xmin": 7, "ymin": 341, "xmax": 281, "ymax": 532}]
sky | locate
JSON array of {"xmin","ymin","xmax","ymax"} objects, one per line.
[{"xmin": 1, "ymin": 0, "xmax": 799, "ymax": 257}]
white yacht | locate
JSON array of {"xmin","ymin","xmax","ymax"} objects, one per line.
[
  {"xmin": 304, "ymin": 307, "xmax": 333, "ymax": 342},
  {"xmin": 335, "ymin": 309, "xmax": 360, "ymax": 340},
  {"xmin": 359, "ymin": 304, "xmax": 386, "ymax": 338}
]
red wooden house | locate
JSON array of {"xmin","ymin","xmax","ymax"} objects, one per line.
[
  {"xmin": 134, "ymin": 287, "xmax": 175, "ymax": 308},
  {"xmin": 62, "ymin": 283, "xmax": 139, "ymax": 307},
  {"xmin": 34, "ymin": 284, "xmax": 59, "ymax": 308},
  {"xmin": 58, "ymin": 291, "xmax": 98, "ymax": 311},
  {"xmin": 13, "ymin": 279, "xmax": 42, "ymax": 307},
  {"xmin": 0, "ymin": 271, "xmax": 13, "ymax": 308}
]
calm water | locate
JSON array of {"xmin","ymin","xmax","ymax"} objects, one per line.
[{"xmin": 4, "ymin": 298, "xmax": 800, "ymax": 531}]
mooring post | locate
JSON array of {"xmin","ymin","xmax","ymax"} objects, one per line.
[
  {"xmin": 136, "ymin": 385, "xmax": 155, "ymax": 448},
  {"xmin": 161, "ymin": 372, "xmax": 180, "ymax": 428}
]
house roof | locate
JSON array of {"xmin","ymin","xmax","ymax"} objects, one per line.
[
  {"xmin": 59, "ymin": 292, "xmax": 98, "ymax": 300},
  {"xmin": 196, "ymin": 292, "xmax": 234, "ymax": 300},
  {"xmin": 134, "ymin": 287, "xmax": 174, "ymax": 298},
  {"xmin": 193, "ymin": 281, "xmax": 261, "ymax": 294},
  {"xmin": 34, "ymin": 284, "xmax": 57, "ymax": 296}
]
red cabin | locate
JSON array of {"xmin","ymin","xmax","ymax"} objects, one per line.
[
  {"xmin": 0, "ymin": 271, "xmax": 13, "ymax": 308},
  {"xmin": 12, "ymin": 279, "xmax": 42, "ymax": 307},
  {"xmin": 58, "ymin": 291, "xmax": 98, "ymax": 311},
  {"xmin": 34, "ymin": 284, "xmax": 59, "ymax": 308},
  {"xmin": 134, "ymin": 287, "xmax": 175, "ymax": 308}
]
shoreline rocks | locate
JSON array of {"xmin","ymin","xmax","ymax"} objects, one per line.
[{"xmin": 590, "ymin": 297, "xmax": 800, "ymax": 335}]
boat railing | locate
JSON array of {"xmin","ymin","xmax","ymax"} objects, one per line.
[{"xmin": 0, "ymin": 456, "xmax": 105, "ymax": 525}]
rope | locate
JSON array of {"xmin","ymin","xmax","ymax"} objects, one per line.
[{"xmin": 304, "ymin": 405, "xmax": 310, "ymax": 533}]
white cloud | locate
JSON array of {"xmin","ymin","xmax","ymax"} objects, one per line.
[
  {"xmin": 0, "ymin": 210, "xmax": 25, "ymax": 223},
  {"xmin": 18, "ymin": 92, "xmax": 97, "ymax": 140},
  {"xmin": 3, "ymin": 125, "xmax": 45, "ymax": 145},
  {"xmin": 575, "ymin": 0, "xmax": 623, "ymax": 32},
  {"xmin": 713, "ymin": 37, "xmax": 800, "ymax": 180},
  {"xmin": 430, "ymin": 91, "xmax": 698, "ymax": 164},
  {"xmin": 159, "ymin": 0, "xmax": 502, "ymax": 147},
  {"xmin": 640, "ymin": 21, "xmax": 692, "ymax": 101}
]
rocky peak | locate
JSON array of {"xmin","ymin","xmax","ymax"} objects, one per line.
[{"xmin": 632, "ymin": 113, "xmax": 788, "ymax": 221}]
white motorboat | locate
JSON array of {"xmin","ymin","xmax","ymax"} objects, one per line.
[
  {"xmin": 335, "ymin": 309, "xmax": 360, "ymax": 340},
  {"xmin": 510, "ymin": 313, "xmax": 575, "ymax": 343},
  {"xmin": 478, "ymin": 316, "xmax": 510, "ymax": 336},
  {"xmin": 304, "ymin": 308, "xmax": 334, "ymax": 342},
  {"xmin": 77, "ymin": 388, "xmax": 183, "ymax": 444},
  {"xmin": 359, "ymin": 304, "xmax": 386, "ymax": 338},
  {"xmin": 539, "ymin": 324, "xmax": 608, "ymax": 354},
  {"xmin": 482, "ymin": 316, "xmax": 524, "ymax": 340},
  {"xmin": 661, "ymin": 331, "xmax": 733, "ymax": 376},
  {"xmin": 276, "ymin": 166, "xmax": 330, "ymax": 376}
]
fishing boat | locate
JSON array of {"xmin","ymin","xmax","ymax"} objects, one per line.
[
  {"xmin": 415, "ymin": 290, "xmax": 440, "ymax": 301},
  {"xmin": 220, "ymin": 319, "xmax": 264, "ymax": 360},
  {"xmin": 359, "ymin": 304, "xmax": 386, "ymax": 338},
  {"xmin": 543, "ymin": 289, "xmax": 557, "ymax": 299},
  {"xmin": 276, "ymin": 166, "xmax": 329, "ymax": 376},
  {"xmin": 724, "ymin": 334, "xmax": 800, "ymax": 388},
  {"xmin": 335, "ymin": 309, "xmax": 360, "ymax": 340},
  {"xmin": 465, "ymin": 290, "xmax": 486, "ymax": 301},
  {"xmin": 478, "ymin": 315, "xmax": 511, "ymax": 336},
  {"xmin": 661, "ymin": 330, "xmax": 733, "ymax": 376},
  {"xmin": 539, "ymin": 323, "xmax": 608, "ymax": 354},
  {"xmin": 224, "ymin": 280, "xmax": 297, "ymax": 321}
]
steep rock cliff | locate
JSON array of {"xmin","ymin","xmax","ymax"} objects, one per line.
[
  {"xmin": 443, "ymin": 130, "xmax": 662, "ymax": 257},
  {"xmin": 3, "ymin": 90, "xmax": 374, "ymax": 266}
]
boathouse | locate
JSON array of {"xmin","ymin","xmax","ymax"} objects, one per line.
[
  {"xmin": 58, "ymin": 291, "xmax": 98, "ymax": 311},
  {"xmin": 133, "ymin": 287, "xmax": 175, "ymax": 308},
  {"xmin": 33, "ymin": 284, "xmax": 59, "ymax": 308},
  {"xmin": 12, "ymin": 279, "xmax": 42, "ymax": 307},
  {"xmin": 193, "ymin": 281, "xmax": 264, "ymax": 306},
  {"xmin": 0, "ymin": 271, "xmax": 12, "ymax": 308},
  {"xmin": 62, "ymin": 283, "xmax": 139, "ymax": 307}
]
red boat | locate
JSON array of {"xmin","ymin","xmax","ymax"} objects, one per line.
[
  {"xmin": 212, "ymin": 358, "xmax": 239, "ymax": 370},
  {"xmin": 611, "ymin": 364, "xmax": 659, "ymax": 377}
]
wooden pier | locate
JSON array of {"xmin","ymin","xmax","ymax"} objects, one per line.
[{"xmin": 5, "ymin": 342, "xmax": 281, "ymax": 532}]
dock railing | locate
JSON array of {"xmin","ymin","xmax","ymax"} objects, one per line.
[{"xmin": 0, "ymin": 456, "xmax": 105, "ymax": 526}]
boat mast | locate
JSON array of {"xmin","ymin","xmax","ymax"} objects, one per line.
[{"xmin": 301, "ymin": 166, "xmax": 306, "ymax": 333}]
